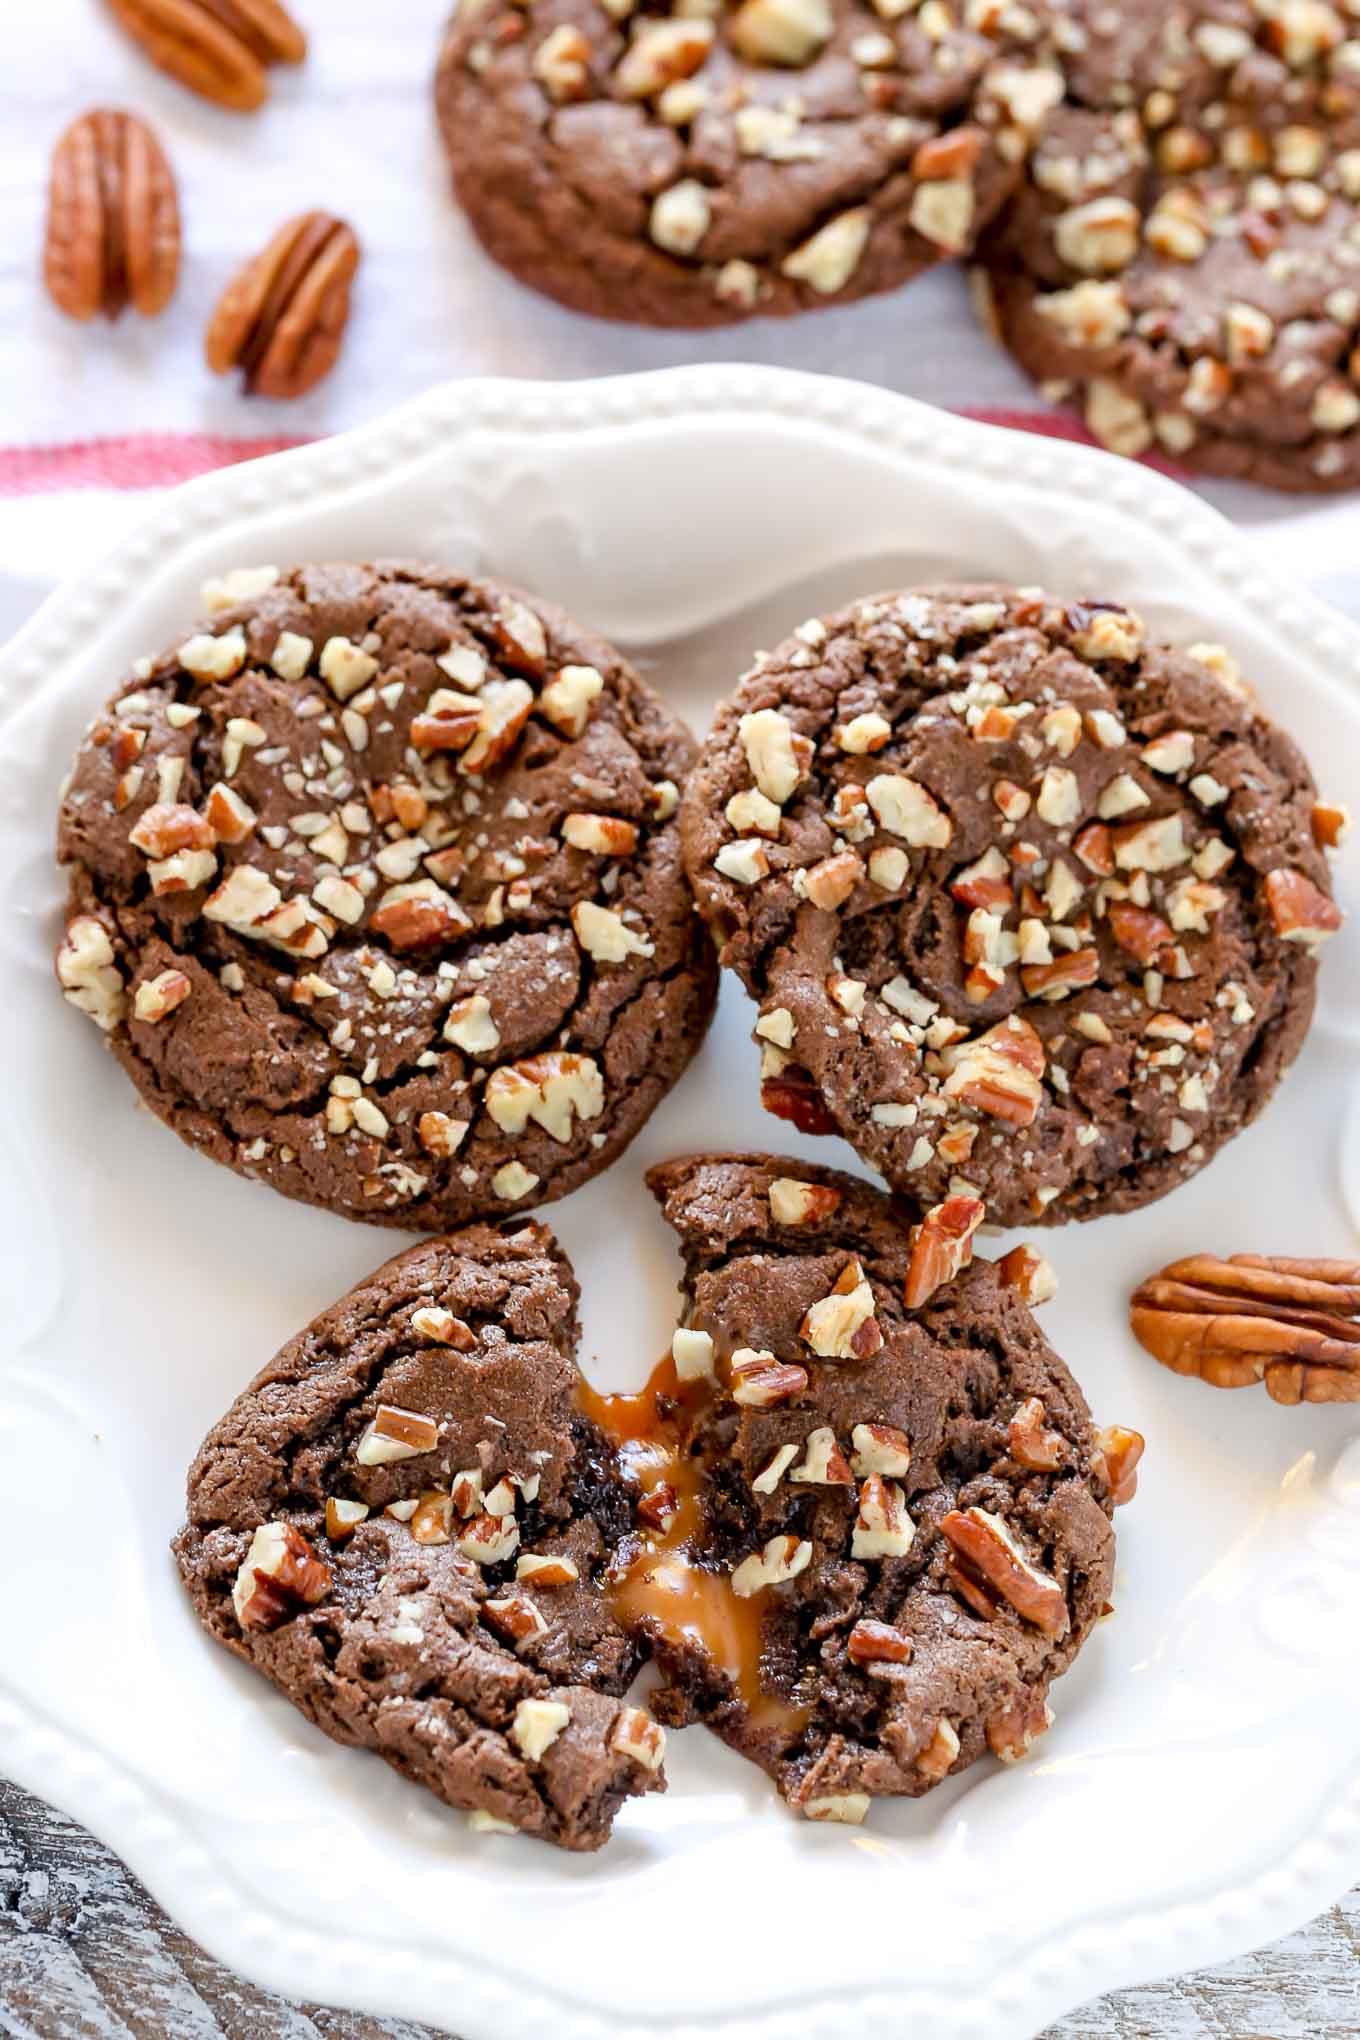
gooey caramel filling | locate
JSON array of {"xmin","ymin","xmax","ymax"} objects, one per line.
[{"xmin": 579, "ymin": 1354, "xmax": 805, "ymax": 1731}]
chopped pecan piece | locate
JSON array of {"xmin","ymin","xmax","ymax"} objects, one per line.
[
  {"xmin": 1263, "ymin": 868, "xmax": 1343, "ymax": 948},
  {"xmin": 463, "ymin": 680, "xmax": 535, "ymax": 772},
  {"xmin": 1105, "ymin": 901, "xmax": 1173, "ymax": 965},
  {"xmin": 939, "ymin": 1507, "xmax": 1069, "ymax": 1637},
  {"xmin": 369, "ymin": 880, "xmax": 469, "ymax": 951},
  {"xmin": 996, "ymin": 1244, "xmax": 1058, "ymax": 1307},
  {"xmin": 1130, "ymin": 1252, "xmax": 1360, "ymax": 1403},
  {"xmin": 800, "ymin": 1257, "xmax": 882, "ymax": 1359},
  {"xmin": 1021, "ymin": 948, "xmax": 1100, "ymax": 1001},
  {"xmin": 610, "ymin": 1706, "xmax": 666, "ymax": 1770},
  {"xmin": 803, "ymin": 849, "xmax": 863, "ymax": 909},
  {"xmin": 760, "ymin": 1063, "xmax": 839, "ymax": 1135},
  {"xmin": 636, "ymin": 1481, "xmax": 680, "ymax": 1531},
  {"xmin": 1006, "ymin": 1395, "xmax": 1065, "ymax": 1471},
  {"xmin": 411, "ymin": 691, "xmax": 482, "ymax": 753},
  {"xmin": 942, "ymin": 1015, "xmax": 1045, "ymax": 1126},
  {"xmin": 846, "ymin": 1618, "xmax": 912, "ymax": 1666},
  {"xmin": 768, "ymin": 1176, "xmax": 842, "ymax": 1226},
  {"xmin": 850, "ymin": 1474, "xmax": 914, "ymax": 1559},
  {"xmin": 482, "ymin": 1593, "xmax": 548, "ymax": 1649},
  {"xmin": 986, "ymin": 1691, "xmax": 1054, "ymax": 1763},
  {"xmin": 915, "ymin": 1718, "xmax": 960, "ymax": 1781},
  {"xmin": 1311, "ymin": 801, "xmax": 1351, "ymax": 851},
  {"xmin": 789, "ymin": 1425, "xmax": 853, "ymax": 1485},
  {"xmin": 904, "ymin": 1195, "xmax": 985, "ymax": 1308},
  {"xmin": 487, "ymin": 601, "xmax": 548, "ymax": 678},
  {"xmin": 729, "ymin": 1347, "xmax": 809, "ymax": 1407},
  {"xmin": 1092, "ymin": 1424, "xmax": 1144, "ymax": 1505},
  {"xmin": 231, "ymin": 1520, "xmax": 331, "ymax": 1630}
]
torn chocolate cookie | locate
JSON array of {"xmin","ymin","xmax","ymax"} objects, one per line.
[
  {"xmin": 173, "ymin": 1221, "xmax": 665, "ymax": 1850},
  {"xmin": 603, "ymin": 1153, "xmax": 1134, "ymax": 1820}
]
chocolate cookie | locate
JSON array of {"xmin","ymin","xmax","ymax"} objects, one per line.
[
  {"xmin": 680, "ymin": 585, "xmax": 1345, "ymax": 1226},
  {"xmin": 592, "ymin": 1153, "xmax": 1135, "ymax": 1819},
  {"xmin": 434, "ymin": 0, "xmax": 1068, "ymax": 328},
  {"xmin": 977, "ymin": 0, "xmax": 1360, "ymax": 490},
  {"xmin": 56, "ymin": 562, "xmax": 716, "ymax": 1229},
  {"xmin": 172, "ymin": 1222, "xmax": 667, "ymax": 1851}
]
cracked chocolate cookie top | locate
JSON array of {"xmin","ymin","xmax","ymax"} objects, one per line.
[
  {"xmin": 56, "ymin": 561, "xmax": 716, "ymax": 1231},
  {"xmin": 977, "ymin": 0, "xmax": 1360, "ymax": 491},
  {"xmin": 680, "ymin": 585, "xmax": 1344, "ymax": 1226},
  {"xmin": 625, "ymin": 1154, "xmax": 1129, "ymax": 1818},
  {"xmin": 173, "ymin": 1222, "xmax": 667, "ymax": 1851},
  {"xmin": 434, "ymin": 0, "xmax": 1069, "ymax": 328}
]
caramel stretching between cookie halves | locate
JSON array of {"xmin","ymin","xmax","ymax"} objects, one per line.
[{"xmin": 579, "ymin": 1357, "xmax": 807, "ymax": 1735}]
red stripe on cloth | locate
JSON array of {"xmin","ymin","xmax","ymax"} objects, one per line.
[
  {"xmin": 0, "ymin": 434, "xmax": 307, "ymax": 496},
  {"xmin": 0, "ymin": 408, "xmax": 1184, "ymax": 496}
]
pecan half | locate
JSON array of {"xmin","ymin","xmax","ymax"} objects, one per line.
[
  {"xmin": 206, "ymin": 212, "xmax": 359, "ymax": 399},
  {"xmin": 1130, "ymin": 1252, "xmax": 1360, "ymax": 1403},
  {"xmin": 104, "ymin": 0, "xmax": 306, "ymax": 112},
  {"xmin": 44, "ymin": 110, "xmax": 180, "ymax": 322}
]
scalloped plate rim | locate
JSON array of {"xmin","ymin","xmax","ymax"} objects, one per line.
[{"xmin": 4, "ymin": 363, "xmax": 1360, "ymax": 2040}]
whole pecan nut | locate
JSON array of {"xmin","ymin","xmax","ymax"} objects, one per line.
[
  {"xmin": 103, "ymin": 0, "xmax": 306, "ymax": 112},
  {"xmin": 44, "ymin": 110, "xmax": 180, "ymax": 322},
  {"xmin": 205, "ymin": 212, "xmax": 359, "ymax": 398},
  {"xmin": 1131, "ymin": 1252, "xmax": 1360, "ymax": 1404}
]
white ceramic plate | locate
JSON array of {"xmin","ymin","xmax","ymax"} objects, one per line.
[{"xmin": 3, "ymin": 366, "xmax": 1360, "ymax": 2040}]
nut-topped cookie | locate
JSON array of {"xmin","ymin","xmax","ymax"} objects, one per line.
[
  {"xmin": 434, "ymin": 0, "xmax": 1067, "ymax": 328},
  {"xmin": 589, "ymin": 1154, "xmax": 1137, "ymax": 1820},
  {"xmin": 680, "ymin": 585, "xmax": 1345, "ymax": 1226},
  {"xmin": 56, "ymin": 562, "xmax": 716, "ymax": 1229},
  {"xmin": 977, "ymin": 0, "xmax": 1360, "ymax": 490},
  {"xmin": 173, "ymin": 1222, "xmax": 666, "ymax": 1850}
]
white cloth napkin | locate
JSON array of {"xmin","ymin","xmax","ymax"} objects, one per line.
[{"xmin": 2, "ymin": 0, "xmax": 1357, "ymax": 641}]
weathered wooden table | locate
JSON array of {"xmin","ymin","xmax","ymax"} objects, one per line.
[{"xmin": 4, "ymin": 1780, "xmax": 1359, "ymax": 2038}]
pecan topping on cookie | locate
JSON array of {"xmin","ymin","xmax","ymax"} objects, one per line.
[
  {"xmin": 977, "ymin": 0, "xmax": 1360, "ymax": 490},
  {"xmin": 682, "ymin": 586, "xmax": 1341, "ymax": 1226},
  {"xmin": 56, "ymin": 565, "xmax": 715, "ymax": 1232},
  {"xmin": 1131, "ymin": 1252, "xmax": 1360, "ymax": 1402},
  {"xmin": 437, "ymin": 0, "xmax": 1076, "ymax": 327}
]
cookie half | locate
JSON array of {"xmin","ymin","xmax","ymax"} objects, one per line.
[
  {"xmin": 680, "ymin": 585, "xmax": 1344, "ymax": 1226},
  {"xmin": 57, "ymin": 562, "xmax": 716, "ymax": 1229},
  {"xmin": 978, "ymin": 0, "xmax": 1360, "ymax": 491},
  {"xmin": 593, "ymin": 1153, "xmax": 1133, "ymax": 1818},
  {"xmin": 434, "ymin": 0, "xmax": 1067, "ymax": 328},
  {"xmin": 173, "ymin": 1222, "xmax": 666, "ymax": 1851}
]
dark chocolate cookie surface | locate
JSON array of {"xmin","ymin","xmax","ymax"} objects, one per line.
[
  {"xmin": 172, "ymin": 1222, "xmax": 666, "ymax": 1851},
  {"xmin": 434, "ymin": 0, "xmax": 1068, "ymax": 328},
  {"xmin": 605, "ymin": 1154, "xmax": 1132, "ymax": 1818},
  {"xmin": 680, "ymin": 585, "xmax": 1344, "ymax": 1226},
  {"xmin": 977, "ymin": 0, "xmax": 1360, "ymax": 490},
  {"xmin": 56, "ymin": 561, "xmax": 716, "ymax": 1230}
]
